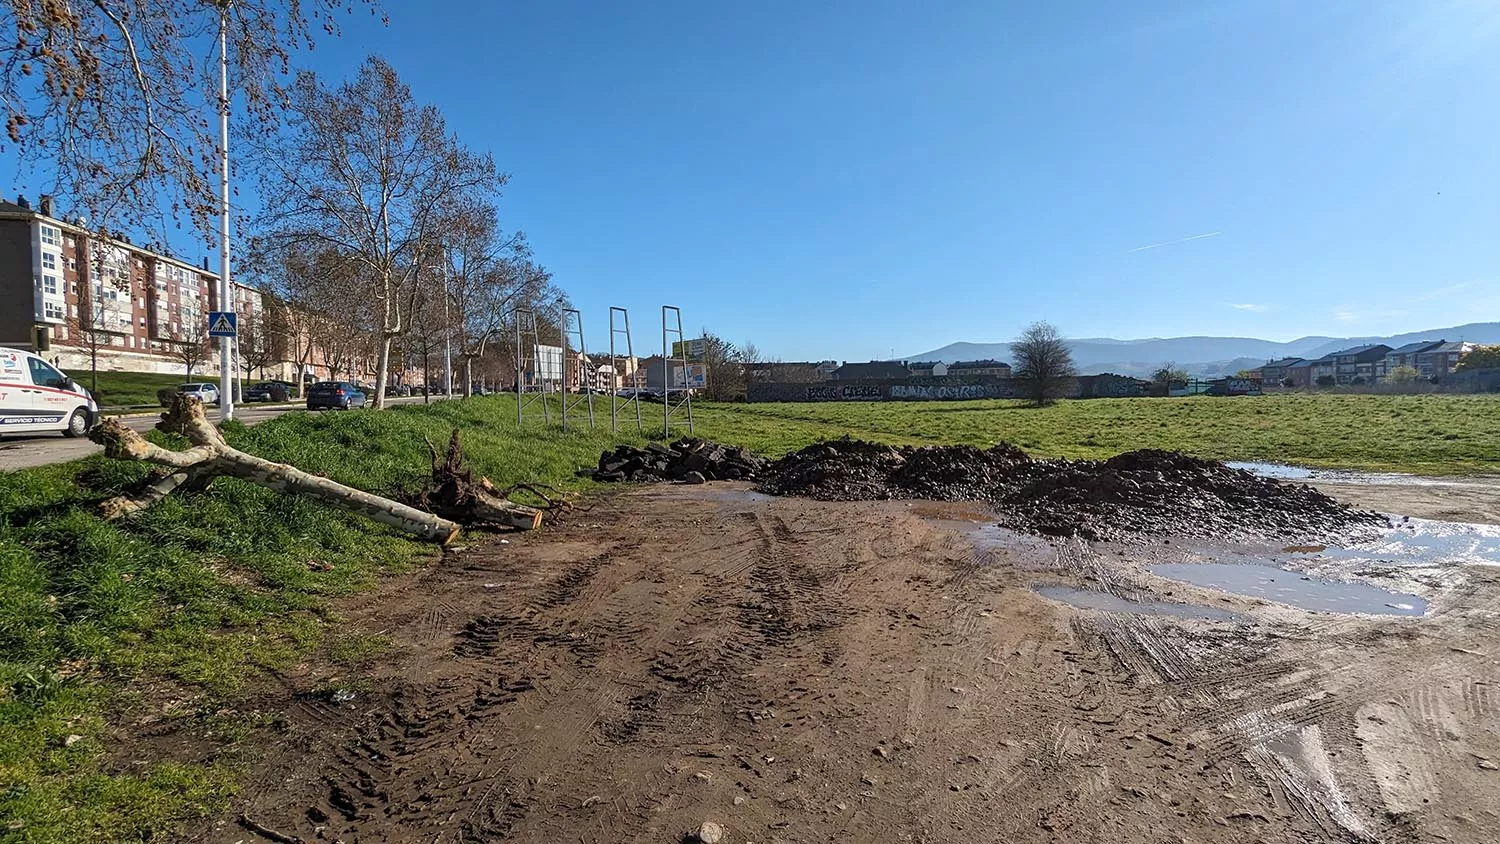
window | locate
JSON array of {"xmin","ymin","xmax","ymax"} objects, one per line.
[
  {"xmin": 39, "ymin": 225, "xmax": 61, "ymax": 247},
  {"xmin": 41, "ymin": 274, "xmax": 58, "ymax": 296},
  {"xmin": 27, "ymin": 356, "xmax": 65, "ymax": 387},
  {"xmin": 68, "ymin": 257, "xmax": 77, "ymax": 271},
  {"xmin": 41, "ymin": 252, "xmax": 56, "ymax": 271},
  {"xmin": 43, "ymin": 302, "xmax": 65, "ymax": 322}
]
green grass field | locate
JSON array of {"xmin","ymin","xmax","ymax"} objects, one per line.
[
  {"xmin": 1, "ymin": 392, "xmax": 1497, "ymax": 840},
  {"xmin": 66, "ymin": 370, "xmax": 193, "ymax": 409}
]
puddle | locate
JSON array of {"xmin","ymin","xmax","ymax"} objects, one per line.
[
  {"xmin": 970, "ymin": 524, "xmax": 1058, "ymax": 569},
  {"xmin": 1149, "ymin": 562, "xmax": 1426, "ymax": 616},
  {"xmin": 1228, "ymin": 461, "xmax": 1494, "ymax": 489},
  {"xmin": 1033, "ymin": 585, "xmax": 1242, "ymax": 621},
  {"xmin": 1228, "ymin": 461, "xmax": 1314, "ymax": 480},
  {"xmin": 1308, "ymin": 518, "xmax": 1500, "ymax": 568}
]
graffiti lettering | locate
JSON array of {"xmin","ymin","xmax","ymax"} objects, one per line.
[{"xmin": 805, "ymin": 385, "xmax": 883, "ymax": 401}]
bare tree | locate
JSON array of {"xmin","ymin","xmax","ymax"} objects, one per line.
[
  {"xmin": 698, "ymin": 332, "xmax": 745, "ymax": 401},
  {"xmin": 67, "ymin": 301, "xmax": 114, "ymax": 397},
  {"xmin": 252, "ymin": 56, "xmax": 503, "ymax": 408},
  {"xmin": 0, "ymin": 0, "xmax": 380, "ymax": 236},
  {"xmin": 438, "ymin": 200, "xmax": 555, "ymax": 397},
  {"xmin": 1011, "ymin": 322, "xmax": 1076, "ymax": 407},
  {"xmin": 1151, "ymin": 362, "xmax": 1188, "ymax": 385},
  {"xmin": 168, "ymin": 335, "xmax": 213, "ymax": 382},
  {"xmin": 236, "ymin": 309, "xmax": 277, "ymax": 384}
]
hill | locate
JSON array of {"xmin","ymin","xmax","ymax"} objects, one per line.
[{"xmin": 907, "ymin": 322, "xmax": 1500, "ymax": 378}]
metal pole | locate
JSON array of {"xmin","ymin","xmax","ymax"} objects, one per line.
[
  {"xmin": 217, "ymin": 8, "xmax": 234, "ymax": 422},
  {"xmin": 442, "ymin": 248, "xmax": 453, "ymax": 398}
]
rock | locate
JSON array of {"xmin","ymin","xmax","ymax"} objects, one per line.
[
  {"xmin": 590, "ymin": 439, "xmax": 768, "ymax": 484},
  {"xmin": 1478, "ymin": 759, "xmax": 1499, "ymax": 771},
  {"xmin": 63, "ymin": 734, "xmax": 83, "ymax": 747},
  {"xmin": 873, "ymin": 745, "xmax": 890, "ymax": 759},
  {"xmin": 682, "ymin": 471, "xmax": 707, "ymax": 485},
  {"xmin": 732, "ymin": 796, "xmax": 746, "ymax": 806},
  {"xmin": 694, "ymin": 771, "xmax": 713, "ymax": 781},
  {"xmin": 697, "ymin": 820, "xmax": 725, "ymax": 843}
]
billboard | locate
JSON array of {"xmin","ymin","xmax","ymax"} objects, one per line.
[
  {"xmin": 675, "ymin": 363, "xmax": 708, "ymax": 389},
  {"xmin": 670, "ymin": 338, "xmax": 708, "ymax": 360}
]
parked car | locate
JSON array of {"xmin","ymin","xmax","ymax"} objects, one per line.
[
  {"xmin": 177, "ymin": 383, "xmax": 221, "ymax": 405},
  {"xmin": 0, "ymin": 346, "xmax": 99, "ymax": 437},
  {"xmin": 384, "ymin": 383, "xmax": 412, "ymax": 397},
  {"xmin": 306, "ymin": 381, "xmax": 368, "ymax": 411},
  {"xmin": 616, "ymin": 388, "xmax": 663, "ymax": 402},
  {"xmin": 245, "ymin": 381, "xmax": 294, "ymax": 402},
  {"xmin": 469, "ymin": 383, "xmax": 493, "ymax": 396}
]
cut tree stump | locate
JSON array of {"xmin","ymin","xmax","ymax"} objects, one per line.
[{"xmin": 90, "ymin": 395, "xmax": 463, "ymax": 544}]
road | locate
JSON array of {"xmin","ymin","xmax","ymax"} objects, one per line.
[{"xmin": 0, "ymin": 395, "xmax": 450, "ymax": 472}]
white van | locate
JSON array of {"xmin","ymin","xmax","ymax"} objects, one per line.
[{"xmin": 0, "ymin": 347, "xmax": 99, "ymax": 437}]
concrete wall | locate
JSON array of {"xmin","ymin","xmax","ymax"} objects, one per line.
[
  {"xmin": 0, "ymin": 217, "xmax": 35, "ymax": 346},
  {"xmin": 749, "ymin": 377, "xmax": 1019, "ymax": 403}
]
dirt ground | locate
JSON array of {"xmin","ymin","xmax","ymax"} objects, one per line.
[
  {"xmin": 1312, "ymin": 478, "xmax": 1500, "ymax": 526},
  {"xmin": 201, "ymin": 483, "xmax": 1500, "ymax": 844}
]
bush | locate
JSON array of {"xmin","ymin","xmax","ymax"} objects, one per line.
[{"xmin": 1315, "ymin": 375, "xmax": 1336, "ymax": 388}]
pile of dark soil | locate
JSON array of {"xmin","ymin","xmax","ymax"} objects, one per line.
[
  {"xmin": 589, "ymin": 439, "xmax": 767, "ymax": 484},
  {"xmin": 759, "ymin": 438, "xmax": 1381, "ymax": 542}
]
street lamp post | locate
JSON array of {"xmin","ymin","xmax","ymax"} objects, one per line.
[
  {"xmin": 216, "ymin": 7, "xmax": 234, "ymax": 422},
  {"xmin": 442, "ymin": 246, "xmax": 453, "ymax": 397}
]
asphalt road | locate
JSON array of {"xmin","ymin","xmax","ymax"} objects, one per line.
[{"xmin": 0, "ymin": 395, "xmax": 450, "ymax": 472}]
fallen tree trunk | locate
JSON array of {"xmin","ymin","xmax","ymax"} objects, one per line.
[{"xmin": 90, "ymin": 396, "xmax": 462, "ymax": 544}]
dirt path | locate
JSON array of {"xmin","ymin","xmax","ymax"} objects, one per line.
[
  {"xmin": 202, "ymin": 485, "xmax": 1500, "ymax": 843},
  {"xmin": 1311, "ymin": 479, "xmax": 1500, "ymax": 525}
]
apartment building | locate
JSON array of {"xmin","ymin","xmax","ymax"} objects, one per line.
[{"xmin": 0, "ymin": 194, "xmax": 231, "ymax": 373}]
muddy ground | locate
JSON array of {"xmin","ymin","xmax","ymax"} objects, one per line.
[{"xmin": 196, "ymin": 481, "xmax": 1500, "ymax": 844}]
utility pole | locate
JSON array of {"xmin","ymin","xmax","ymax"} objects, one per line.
[{"xmin": 217, "ymin": 6, "xmax": 235, "ymax": 422}]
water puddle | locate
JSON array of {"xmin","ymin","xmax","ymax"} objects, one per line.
[
  {"xmin": 1301, "ymin": 518, "xmax": 1500, "ymax": 568},
  {"xmin": 1227, "ymin": 461, "xmax": 1314, "ymax": 480},
  {"xmin": 1149, "ymin": 562, "xmax": 1426, "ymax": 616},
  {"xmin": 1228, "ymin": 461, "xmax": 1494, "ymax": 489},
  {"xmin": 1033, "ymin": 585, "xmax": 1242, "ymax": 621}
]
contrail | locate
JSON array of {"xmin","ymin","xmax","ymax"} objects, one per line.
[{"xmin": 1127, "ymin": 231, "xmax": 1222, "ymax": 253}]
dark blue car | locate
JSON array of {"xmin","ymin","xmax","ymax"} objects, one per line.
[{"xmin": 305, "ymin": 381, "xmax": 367, "ymax": 411}]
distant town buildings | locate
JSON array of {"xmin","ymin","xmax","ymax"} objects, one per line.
[{"xmin": 1257, "ymin": 340, "xmax": 1479, "ymax": 387}]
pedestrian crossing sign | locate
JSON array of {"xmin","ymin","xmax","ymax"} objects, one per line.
[{"xmin": 208, "ymin": 311, "xmax": 237, "ymax": 337}]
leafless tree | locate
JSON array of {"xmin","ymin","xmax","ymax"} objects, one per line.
[
  {"xmin": 236, "ymin": 308, "xmax": 277, "ymax": 384},
  {"xmin": 1011, "ymin": 321, "xmax": 1076, "ymax": 407},
  {"xmin": 698, "ymin": 332, "xmax": 745, "ymax": 401},
  {"xmin": 168, "ymin": 335, "xmax": 213, "ymax": 382},
  {"xmin": 437, "ymin": 200, "xmax": 556, "ymax": 396},
  {"xmin": 66, "ymin": 301, "xmax": 114, "ymax": 397},
  {"xmin": 251, "ymin": 56, "xmax": 503, "ymax": 408},
  {"xmin": 1, "ymin": 0, "xmax": 380, "ymax": 236}
]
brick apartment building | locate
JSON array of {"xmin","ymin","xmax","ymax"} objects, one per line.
[{"xmin": 0, "ymin": 193, "xmax": 390, "ymax": 385}]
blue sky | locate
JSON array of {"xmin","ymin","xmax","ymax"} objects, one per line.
[{"xmin": 14, "ymin": 0, "xmax": 1500, "ymax": 360}]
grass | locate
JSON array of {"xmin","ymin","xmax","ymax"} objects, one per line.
[
  {"xmin": 1, "ymin": 391, "xmax": 1497, "ymax": 841},
  {"xmin": 64, "ymin": 370, "xmax": 191, "ymax": 409},
  {"xmin": 709, "ymin": 393, "xmax": 1500, "ymax": 474}
]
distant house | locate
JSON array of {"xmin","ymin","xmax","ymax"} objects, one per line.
[
  {"xmin": 1418, "ymin": 341, "xmax": 1475, "ymax": 378},
  {"xmin": 906, "ymin": 361, "xmax": 949, "ymax": 377},
  {"xmin": 814, "ymin": 360, "xmax": 840, "ymax": 379},
  {"xmin": 1329, "ymin": 344, "xmax": 1392, "ymax": 384},
  {"xmin": 947, "ymin": 359, "xmax": 1012, "ymax": 378},
  {"xmin": 1378, "ymin": 340, "xmax": 1444, "ymax": 380},
  {"xmin": 832, "ymin": 360, "xmax": 911, "ymax": 381},
  {"xmin": 1284, "ymin": 358, "xmax": 1316, "ymax": 389},
  {"xmin": 1258, "ymin": 357, "xmax": 1305, "ymax": 385}
]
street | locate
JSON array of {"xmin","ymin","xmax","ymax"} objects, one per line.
[{"xmin": 0, "ymin": 395, "xmax": 450, "ymax": 472}]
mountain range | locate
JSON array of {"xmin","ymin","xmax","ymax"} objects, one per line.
[{"xmin": 906, "ymin": 322, "xmax": 1500, "ymax": 379}]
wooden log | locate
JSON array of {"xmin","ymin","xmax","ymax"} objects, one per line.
[{"xmin": 89, "ymin": 396, "xmax": 462, "ymax": 544}]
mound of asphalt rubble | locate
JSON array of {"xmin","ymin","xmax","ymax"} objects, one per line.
[
  {"xmin": 589, "ymin": 439, "xmax": 768, "ymax": 484},
  {"xmin": 756, "ymin": 438, "xmax": 1382, "ymax": 542}
]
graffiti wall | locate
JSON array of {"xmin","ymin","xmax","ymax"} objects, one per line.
[{"xmin": 748, "ymin": 378, "xmax": 1019, "ymax": 403}]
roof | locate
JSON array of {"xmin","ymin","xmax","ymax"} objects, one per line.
[
  {"xmin": 1261, "ymin": 357, "xmax": 1304, "ymax": 368},
  {"xmin": 1287, "ymin": 359, "xmax": 1315, "ymax": 369},
  {"xmin": 948, "ymin": 359, "xmax": 1011, "ymax": 369},
  {"xmin": 833, "ymin": 361, "xmax": 911, "ymax": 380},
  {"xmin": 1387, "ymin": 340, "xmax": 1445, "ymax": 356},
  {"xmin": 1430, "ymin": 341, "xmax": 1473, "ymax": 353},
  {"xmin": 1331, "ymin": 344, "xmax": 1391, "ymax": 357}
]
